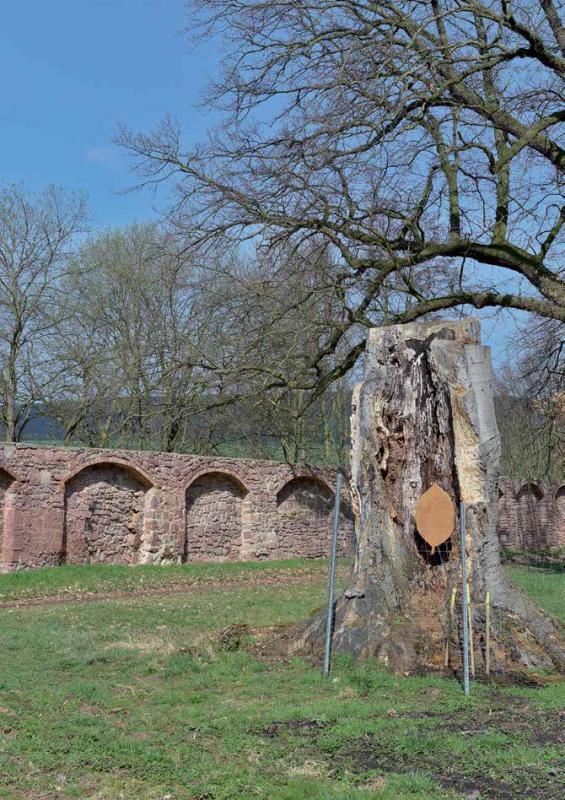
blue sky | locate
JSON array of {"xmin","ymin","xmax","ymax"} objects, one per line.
[
  {"xmin": 0, "ymin": 0, "xmax": 523, "ymax": 362},
  {"xmin": 1, "ymin": 0, "xmax": 217, "ymax": 227}
]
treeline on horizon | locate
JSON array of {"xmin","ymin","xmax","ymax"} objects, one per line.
[
  {"xmin": 0, "ymin": 185, "xmax": 562, "ymax": 482},
  {"xmin": 8, "ymin": 393, "xmax": 565, "ymax": 484}
]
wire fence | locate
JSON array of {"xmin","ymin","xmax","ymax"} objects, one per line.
[{"xmin": 445, "ymin": 490, "xmax": 564, "ymax": 693}]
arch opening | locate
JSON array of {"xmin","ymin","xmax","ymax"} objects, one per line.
[
  {"xmin": 62, "ymin": 463, "xmax": 152, "ymax": 565},
  {"xmin": 276, "ymin": 477, "xmax": 335, "ymax": 559},
  {"xmin": 555, "ymin": 486, "xmax": 565, "ymax": 548},
  {"xmin": 516, "ymin": 482, "xmax": 544, "ymax": 501},
  {"xmin": 0, "ymin": 468, "xmax": 15, "ymax": 562},
  {"xmin": 184, "ymin": 472, "xmax": 249, "ymax": 562},
  {"xmin": 514, "ymin": 482, "xmax": 545, "ymax": 549}
]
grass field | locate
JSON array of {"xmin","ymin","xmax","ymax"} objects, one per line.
[{"xmin": 0, "ymin": 559, "xmax": 563, "ymax": 800}]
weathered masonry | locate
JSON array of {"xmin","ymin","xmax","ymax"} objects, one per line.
[
  {"xmin": 497, "ymin": 479, "xmax": 565, "ymax": 551},
  {"xmin": 0, "ymin": 444, "xmax": 562, "ymax": 572},
  {"xmin": 0, "ymin": 444, "xmax": 355, "ymax": 571}
]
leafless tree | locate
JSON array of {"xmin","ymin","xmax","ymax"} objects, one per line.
[
  {"xmin": 0, "ymin": 185, "xmax": 87, "ymax": 441},
  {"xmin": 201, "ymin": 240, "xmax": 358, "ymax": 461},
  {"xmin": 497, "ymin": 315, "xmax": 564, "ymax": 480},
  {"xmin": 47, "ymin": 223, "xmax": 240, "ymax": 451},
  {"xmin": 118, "ymin": 0, "xmax": 564, "ymax": 393},
  {"xmin": 118, "ymin": 2, "xmax": 565, "ymax": 670}
]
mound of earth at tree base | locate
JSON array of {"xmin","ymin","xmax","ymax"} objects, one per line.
[{"xmin": 289, "ymin": 320, "xmax": 564, "ymax": 677}]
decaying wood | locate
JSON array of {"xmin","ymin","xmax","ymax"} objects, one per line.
[{"xmin": 293, "ymin": 319, "xmax": 563, "ymax": 675}]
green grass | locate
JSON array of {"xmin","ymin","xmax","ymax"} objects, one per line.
[
  {"xmin": 0, "ymin": 560, "xmax": 562, "ymax": 800},
  {"xmin": 506, "ymin": 565, "xmax": 565, "ymax": 622},
  {"xmin": 0, "ymin": 558, "xmax": 343, "ymax": 602}
]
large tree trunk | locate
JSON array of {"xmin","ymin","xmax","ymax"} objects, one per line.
[{"xmin": 294, "ymin": 319, "xmax": 563, "ymax": 675}]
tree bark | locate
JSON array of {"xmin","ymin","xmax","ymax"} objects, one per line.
[{"xmin": 294, "ymin": 319, "xmax": 563, "ymax": 675}]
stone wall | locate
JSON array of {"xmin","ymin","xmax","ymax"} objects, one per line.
[
  {"xmin": 63, "ymin": 464, "xmax": 151, "ymax": 565},
  {"xmin": 0, "ymin": 468, "xmax": 14, "ymax": 562},
  {"xmin": 276, "ymin": 477, "xmax": 355, "ymax": 559},
  {"xmin": 498, "ymin": 479, "xmax": 565, "ymax": 551},
  {"xmin": 0, "ymin": 444, "xmax": 355, "ymax": 571},
  {"xmin": 0, "ymin": 445, "xmax": 561, "ymax": 572},
  {"xmin": 185, "ymin": 472, "xmax": 248, "ymax": 562}
]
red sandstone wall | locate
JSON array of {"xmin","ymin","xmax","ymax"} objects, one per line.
[
  {"xmin": 276, "ymin": 476, "xmax": 355, "ymax": 559},
  {"xmin": 0, "ymin": 468, "xmax": 14, "ymax": 562},
  {"xmin": 497, "ymin": 479, "xmax": 565, "ymax": 551},
  {"xmin": 0, "ymin": 445, "xmax": 561, "ymax": 572},
  {"xmin": 185, "ymin": 473, "xmax": 248, "ymax": 562},
  {"xmin": 0, "ymin": 444, "xmax": 355, "ymax": 571},
  {"xmin": 63, "ymin": 464, "xmax": 149, "ymax": 565}
]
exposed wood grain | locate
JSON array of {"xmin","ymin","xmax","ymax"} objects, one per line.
[{"xmin": 295, "ymin": 319, "xmax": 564, "ymax": 674}]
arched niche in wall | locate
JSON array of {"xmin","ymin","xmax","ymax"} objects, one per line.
[
  {"xmin": 0, "ymin": 467, "xmax": 16, "ymax": 563},
  {"xmin": 496, "ymin": 484, "xmax": 512, "ymax": 548},
  {"xmin": 62, "ymin": 462, "xmax": 154, "ymax": 565},
  {"xmin": 275, "ymin": 476, "xmax": 335, "ymax": 558},
  {"xmin": 556, "ymin": 485, "xmax": 565, "ymax": 533},
  {"xmin": 514, "ymin": 481, "xmax": 545, "ymax": 549},
  {"xmin": 184, "ymin": 471, "xmax": 249, "ymax": 562},
  {"xmin": 516, "ymin": 482, "xmax": 545, "ymax": 502}
]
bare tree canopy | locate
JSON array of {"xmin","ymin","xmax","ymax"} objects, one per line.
[
  {"xmin": 47, "ymin": 223, "xmax": 239, "ymax": 452},
  {"xmin": 0, "ymin": 185, "xmax": 558, "ymax": 476},
  {"xmin": 0, "ymin": 184, "xmax": 87, "ymax": 441},
  {"xmin": 118, "ymin": 0, "xmax": 564, "ymax": 389},
  {"xmin": 497, "ymin": 316, "xmax": 564, "ymax": 480}
]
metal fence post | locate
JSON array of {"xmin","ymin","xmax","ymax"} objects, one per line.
[
  {"xmin": 460, "ymin": 501, "xmax": 470, "ymax": 696},
  {"xmin": 323, "ymin": 470, "xmax": 342, "ymax": 678}
]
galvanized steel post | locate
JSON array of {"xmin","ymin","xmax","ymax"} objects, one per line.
[
  {"xmin": 323, "ymin": 470, "xmax": 342, "ymax": 678},
  {"xmin": 460, "ymin": 501, "xmax": 470, "ymax": 695}
]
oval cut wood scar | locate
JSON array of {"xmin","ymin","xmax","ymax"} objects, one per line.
[{"xmin": 415, "ymin": 483, "xmax": 455, "ymax": 553}]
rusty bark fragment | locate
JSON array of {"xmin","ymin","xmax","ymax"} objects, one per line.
[{"xmin": 294, "ymin": 319, "xmax": 563, "ymax": 675}]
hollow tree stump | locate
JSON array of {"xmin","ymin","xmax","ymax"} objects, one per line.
[{"xmin": 295, "ymin": 319, "xmax": 563, "ymax": 674}]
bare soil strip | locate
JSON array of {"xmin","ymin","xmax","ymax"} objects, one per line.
[{"xmin": 0, "ymin": 569, "xmax": 324, "ymax": 610}]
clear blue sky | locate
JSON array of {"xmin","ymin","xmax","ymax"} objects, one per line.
[{"xmin": 1, "ymin": 0, "xmax": 217, "ymax": 227}]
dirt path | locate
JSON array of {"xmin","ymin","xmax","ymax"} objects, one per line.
[{"xmin": 0, "ymin": 569, "xmax": 329, "ymax": 610}]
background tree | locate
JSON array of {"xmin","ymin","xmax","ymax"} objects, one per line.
[
  {"xmin": 47, "ymin": 223, "xmax": 233, "ymax": 451},
  {"xmin": 212, "ymin": 241, "xmax": 357, "ymax": 461},
  {"xmin": 119, "ymin": 1, "xmax": 565, "ymax": 671},
  {"xmin": 119, "ymin": 0, "xmax": 564, "ymax": 396},
  {"xmin": 0, "ymin": 184, "xmax": 86, "ymax": 441},
  {"xmin": 496, "ymin": 316, "xmax": 563, "ymax": 480}
]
